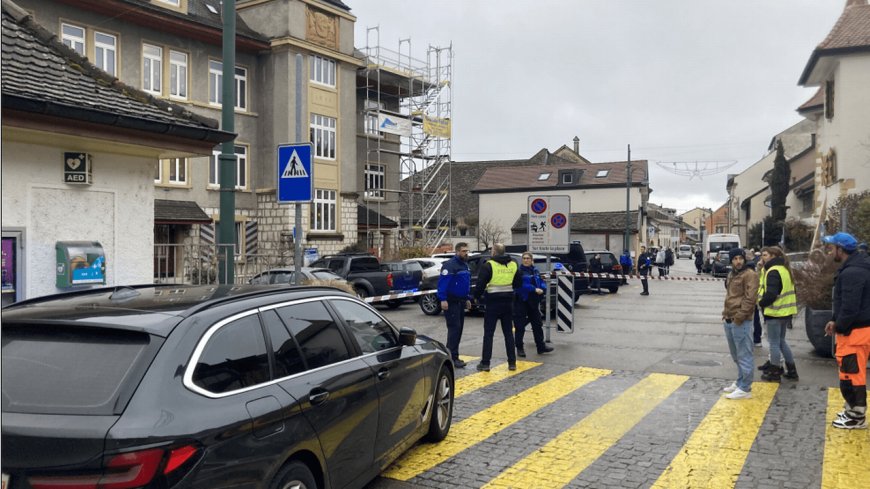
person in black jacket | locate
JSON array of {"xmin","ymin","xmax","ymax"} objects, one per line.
[
  {"xmin": 823, "ymin": 232, "xmax": 870, "ymax": 429},
  {"xmin": 474, "ymin": 244, "xmax": 523, "ymax": 372},
  {"xmin": 589, "ymin": 253, "xmax": 603, "ymax": 294},
  {"xmin": 664, "ymin": 247, "xmax": 674, "ymax": 275},
  {"xmin": 638, "ymin": 245, "xmax": 653, "ymax": 296},
  {"xmin": 756, "ymin": 247, "xmax": 798, "ymax": 381},
  {"xmin": 694, "ymin": 249, "xmax": 704, "ymax": 274}
]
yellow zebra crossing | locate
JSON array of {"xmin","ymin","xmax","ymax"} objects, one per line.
[{"xmin": 380, "ymin": 364, "xmax": 869, "ymax": 488}]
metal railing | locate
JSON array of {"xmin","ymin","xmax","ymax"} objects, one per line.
[{"xmin": 154, "ymin": 244, "xmax": 297, "ymax": 285}]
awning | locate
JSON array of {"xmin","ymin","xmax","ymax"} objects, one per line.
[{"xmin": 154, "ymin": 199, "xmax": 212, "ymax": 225}]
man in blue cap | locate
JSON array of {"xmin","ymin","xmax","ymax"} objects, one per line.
[{"xmin": 822, "ymin": 231, "xmax": 870, "ymax": 429}]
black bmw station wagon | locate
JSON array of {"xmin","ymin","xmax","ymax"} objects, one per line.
[{"xmin": 1, "ymin": 284, "xmax": 454, "ymax": 489}]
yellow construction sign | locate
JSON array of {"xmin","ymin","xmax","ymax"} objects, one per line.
[{"xmin": 423, "ymin": 116, "xmax": 451, "ymax": 138}]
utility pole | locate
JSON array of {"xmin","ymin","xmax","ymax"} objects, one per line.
[
  {"xmin": 218, "ymin": 0, "xmax": 237, "ymax": 284},
  {"xmin": 624, "ymin": 144, "xmax": 632, "ymax": 252}
]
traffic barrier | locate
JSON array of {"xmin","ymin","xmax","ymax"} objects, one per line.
[{"xmin": 553, "ymin": 271, "xmax": 726, "ymax": 282}]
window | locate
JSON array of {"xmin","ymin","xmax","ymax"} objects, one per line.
[
  {"xmin": 365, "ymin": 164, "xmax": 385, "ymax": 199},
  {"xmin": 561, "ymin": 172, "xmax": 573, "ymax": 184},
  {"xmin": 208, "ymin": 61, "xmax": 247, "ymax": 110},
  {"xmin": 364, "ymin": 113, "xmax": 379, "ymax": 136},
  {"xmin": 275, "ymin": 301, "xmax": 350, "ymax": 370},
  {"xmin": 825, "ymin": 80, "xmax": 835, "ymax": 120},
  {"xmin": 596, "ymin": 169, "xmax": 609, "ymax": 178},
  {"xmin": 330, "ymin": 300, "xmax": 397, "ymax": 353},
  {"xmin": 157, "ymin": 0, "xmax": 181, "ymax": 6},
  {"xmin": 94, "ymin": 31, "xmax": 117, "ymax": 76},
  {"xmin": 142, "ymin": 44, "xmax": 162, "ymax": 95},
  {"xmin": 61, "ymin": 23, "xmax": 85, "ymax": 55},
  {"xmin": 192, "ymin": 314, "xmax": 270, "ymax": 394},
  {"xmin": 261, "ymin": 310, "xmax": 306, "ymax": 378},
  {"xmin": 166, "ymin": 158, "xmax": 187, "ymax": 184},
  {"xmin": 310, "ymin": 114, "xmax": 336, "ymax": 159},
  {"xmin": 537, "ymin": 172, "xmax": 550, "ymax": 181},
  {"xmin": 209, "ymin": 146, "xmax": 248, "ymax": 189},
  {"xmin": 169, "ymin": 50, "xmax": 187, "ymax": 99},
  {"xmin": 208, "ymin": 60, "xmax": 222, "ymax": 105},
  {"xmin": 154, "ymin": 160, "xmax": 162, "ymax": 183},
  {"xmin": 311, "ymin": 189, "xmax": 337, "ymax": 232},
  {"xmin": 309, "ymin": 55, "xmax": 336, "ymax": 87}
]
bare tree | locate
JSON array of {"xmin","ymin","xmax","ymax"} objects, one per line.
[{"xmin": 477, "ymin": 217, "xmax": 506, "ymax": 250}]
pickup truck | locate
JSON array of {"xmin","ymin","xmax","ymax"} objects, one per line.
[{"xmin": 309, "ymin": 254, "xmax": 394, "ymax": 301}]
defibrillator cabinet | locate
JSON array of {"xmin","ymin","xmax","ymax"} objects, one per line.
[{"xmin": 56, "ymin": 241, "xmax": 106, "ymax": 288}]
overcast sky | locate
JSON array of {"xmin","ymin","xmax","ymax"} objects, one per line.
[{"xmin": 350, "ymin": 0, "xmax": 845, "ymax": 214}]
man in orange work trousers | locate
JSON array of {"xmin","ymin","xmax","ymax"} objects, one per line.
[{"xmin": 823, "ymin": 232, "xmax": 870, "ymax": 429}]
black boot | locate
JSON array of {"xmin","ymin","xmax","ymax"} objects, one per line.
[
  {"xmin": 761, "ymin": 366, "xmax": 783, "ymax": 382},
  {"xmin": 758, "ymin": 360, "xmax": 773, "ymax": 372},
  {"xmin": 783, "ymin": 363, "xmax": 799, "ymax": 380}
]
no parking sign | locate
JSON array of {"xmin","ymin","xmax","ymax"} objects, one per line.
[{"xmin": 528, "ymin": 195, "xmax": 570, "ymax": 253}]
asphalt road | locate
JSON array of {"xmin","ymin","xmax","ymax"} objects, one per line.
[{"xmin": 363, "ymin": 257, "xmax": 868, "ymax": 489}]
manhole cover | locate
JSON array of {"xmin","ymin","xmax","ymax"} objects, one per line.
[{"xmin": 672, "ymin": 358, "xmax": 722, "ymax": 367}]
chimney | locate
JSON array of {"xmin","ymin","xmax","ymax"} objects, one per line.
[{"xmin": 573, "ymin": 136, "xmax": 580, "ymax": 154}]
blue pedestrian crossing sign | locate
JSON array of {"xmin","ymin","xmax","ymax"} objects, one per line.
[{"xmin": 277, "ymin": 143, "xmax": 313, "ymax": 203}]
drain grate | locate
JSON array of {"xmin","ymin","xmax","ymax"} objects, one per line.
[{"xmin": 672, "ymin": 358, "xmax": 722, "ymax": 367}]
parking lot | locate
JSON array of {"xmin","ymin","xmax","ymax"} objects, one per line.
[{"xmin": 365, "ymin": 258, "xmax": 868, "ymax": 488}]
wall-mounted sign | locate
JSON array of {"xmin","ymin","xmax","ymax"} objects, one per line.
[
  {"xmin": 56, "ymin": 241, "xmax": 106, "ymax": 287},
  {"xmin": 64, "ymin": 152, "xmax": 92, "ymax": 185},
  {"xmin": 377, "ymin": 113, "xmax": 412, "ymax": 137},
  {"xmin": 423, "ymin": 116, "xmax": 451, "ymax": 138}
]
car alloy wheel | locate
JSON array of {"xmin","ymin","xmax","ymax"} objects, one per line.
[
  {"xmin": 420, "ymin": 293, "xmax": 441, "ymax": 316},
  {"xmin": 425, "ymin": 367, "xmax": 453, "ymax": 442}
]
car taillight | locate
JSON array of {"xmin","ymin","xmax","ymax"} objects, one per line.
[
  {"xmin": 387, "ymin": 272, "xmax": 393, "ymax": 288},
  {"xmin": 612, "ymin": 264, "xmax": 622, "ymax": 271},
  {"xmin": 28, "ymin": 444, "xmax": 200, "ymax": 489}
]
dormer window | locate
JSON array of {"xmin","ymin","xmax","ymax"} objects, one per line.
[
  {"xmin": 558, "ymin": 169, "xmax": 578, "ymax": 185},
  {"xmin": 538, "ymin": 172, "xmax": 551, "ymax": 181},
  {"xmin": 596, "ymin": 169, "xmax": 609, "ymax": 178},
  {"xmin": 561, "ymin": 173, "xmax": 573, "ymax": 184}
]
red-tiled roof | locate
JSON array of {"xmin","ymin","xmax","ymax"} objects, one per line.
[
  {"xmin": 471, "ymin": 160, "xmax": 649, "ymax": 192},
  {"xmin": 800, "ymin": 2, "xmax": 870, "ymax": 84},
  {"xmin": 797, "ymin": 87, "xmax": 824, "ymax": 113}
]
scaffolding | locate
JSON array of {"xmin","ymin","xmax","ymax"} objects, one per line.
[{"xmin": 360, "ymin": 27, "xmax": 453, "ymax": 253}]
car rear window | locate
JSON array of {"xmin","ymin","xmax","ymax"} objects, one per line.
[{"xmin": 1, "ymin": 325, "xmax": 155, "ymax": 415}]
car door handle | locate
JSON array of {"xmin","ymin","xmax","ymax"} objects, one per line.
[
  {"xmin": 377, "ymin": 368, "xmax": 391, "ymax": 380},
  {"xmin": 309, "ymin": 390, "xmax": 330, "ymax": 405}
]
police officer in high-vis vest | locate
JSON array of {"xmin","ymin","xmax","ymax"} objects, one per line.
[
  {"xmin": 474, "ymin": 243, "xmax": 523, "ymax": 372},
  {"xmin": 756, "ymin": 246, "xmax": 799, "ymax": 382}
]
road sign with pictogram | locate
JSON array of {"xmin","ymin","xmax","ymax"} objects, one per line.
[
  {"xmin": 277, "ymin": 143, "xmax": 313, "ymax": 203},
  {"xmin": 528, "ymin": 195, "xmax": 570, "ymax": 253}
]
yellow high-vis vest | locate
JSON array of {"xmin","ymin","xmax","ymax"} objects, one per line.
[
  {"xmin": 758, "ymin": 264, "xmax": 797, "ymax": 317},
  {"xmin": 486, "ymin": 259, "xmax": 517, "ymax": 294}
]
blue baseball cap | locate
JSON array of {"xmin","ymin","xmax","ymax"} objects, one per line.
[{"xmin": 822, "ymin": 232, "xmax": 858, "ymax": 251}]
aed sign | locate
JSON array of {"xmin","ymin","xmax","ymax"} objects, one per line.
[
  {"xmin": 528, "ymin": 195, "xmax": 570, "ymax": 253},
  {"xmin": 63, "ymin": 152, "xmax": 93, "ymax": 185}
]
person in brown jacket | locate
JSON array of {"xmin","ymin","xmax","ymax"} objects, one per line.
[{"xmin": 721, "ymin": 248, "xmax": 759, "ymax": 399}]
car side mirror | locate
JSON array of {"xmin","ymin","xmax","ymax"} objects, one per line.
[{"xmin": 399, "ymin": 327, "xmax": 417, "ymax": 346}]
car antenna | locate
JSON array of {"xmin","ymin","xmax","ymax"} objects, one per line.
[{"xmin": 110, "ymin": 286, "xmax": 141, "ymax": 301}]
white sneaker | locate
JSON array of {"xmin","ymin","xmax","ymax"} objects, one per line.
[
  {"xmin": 723, "ymin": 382, "xmax": 737, "ymax": 393},
  {"xmin": 725, "ymin": 387, "xmax": 752, "ymax": 400}
]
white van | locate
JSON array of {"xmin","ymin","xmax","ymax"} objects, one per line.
[
  {"xmin": 677, "ymin": 244, "xmax": 693, "ymax": 259},
  {"xmin": 705, "ymin": 234, "xmax": 741, "ymax": 255}
]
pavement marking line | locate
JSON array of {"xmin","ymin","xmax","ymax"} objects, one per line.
[
  {"xmin": 382, "ymin": 366, "xmax": 611, "ymax": 481},
  {"xmin": 483, "ymin": 372, "xmax": 688, "ymax": 489},
  {"xmin": 821, "ymin": 388, "xmax": 870, "ymax": 489},
  {"xmin": 455, "ymin": 360, "xmax": 542, "ymax": 398},
  {"xmin": 458, "ymin": 355, "xmax": 478, "ymax": 363},
  {"xmin": 651, "ymin": 382, "xmax": 778, "ymax": 489}
]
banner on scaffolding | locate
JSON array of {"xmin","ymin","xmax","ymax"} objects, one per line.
[
  {"xmin": 377, "ymin": 113, "xmax": 412, "ymax": 137},
  {"xmin": 423, "ymin": 116, "xmax": 451, "ymax": 138}
]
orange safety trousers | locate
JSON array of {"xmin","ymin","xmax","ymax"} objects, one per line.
[{"xmin": 836, "ymin": 327, "xmax": 870, "ymax": 387}]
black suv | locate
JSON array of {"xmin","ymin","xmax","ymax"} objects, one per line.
[
  {"xmin": 584, "ymin": 250, "xmax": 622, "ymax": 294},
  {"xmin": 1, "ymin": 284, "xmax": 453, "ymax": 489}
]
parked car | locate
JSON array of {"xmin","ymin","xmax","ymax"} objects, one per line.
[
  {"xmin": 248, "ymin": 267, "xmax": 347, "ymax": 286},
  {"xmin": 419, "ymin": 253, "xmax": 561, "ymax": 316},
  {"xmin": 505, "ymin": 241, "xmax": 589, "ymax": 296},
  {"xmin": 711, "ymin": 250, "xmax": 732, "ymax": 277},
  {"xmin": 1, "ymin": 284, "xmax": 453, "ymax": 489},
  {"xmin": 404, "ymin": 257, "xmax": 448, "ymax": 290},
  {"xmin": 676, "ymin": 244, "xmax": 694, "ymax": 259},
  {"xmin": 309, "ymin": 253, "xmax": 394, "ymax": 299},
  {"xmin": 583, "ymin": 250, "xmax": 622, "ymax": 294},
  {"xmin": 381, "ymin": 261, "xmax": 425, "ymax": 308}
]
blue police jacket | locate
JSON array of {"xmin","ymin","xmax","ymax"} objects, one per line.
[
  {"xmin": 620, "ymin": 253, "xmax": 632, "ymax": 268},
  {"xmin": 437, "ymin": 255, "xmax": 472, "ymax": 301},
  {"xmin": 515, "ymin": 265, "xmax": 546, "ymax": 302}
]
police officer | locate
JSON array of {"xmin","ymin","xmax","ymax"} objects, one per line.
[
  {"xmin": 437, "ymin": 242, "xmax": 472, "ymax": 369},
  {"xmin": 474, "ymin": 243, "xmax": 523, "ymax": 372},
  {"xmin": 638, "ymin": 245, "xmax": 653, "ymax": 296}
]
